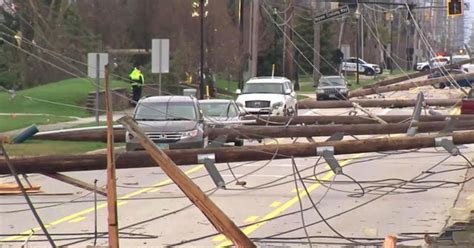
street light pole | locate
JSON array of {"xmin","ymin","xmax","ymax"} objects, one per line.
[
  {"xmin": 355, "ymin": 4, "xmax": 360, "ymax": 85},
  {"xmin": 199, "ymin": 0, "xmax": 205, "ymax": 100}
]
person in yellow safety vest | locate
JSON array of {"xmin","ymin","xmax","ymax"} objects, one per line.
[{"xmin": 129, "ymin": 65, "xmax": 144, "ymax": 106}]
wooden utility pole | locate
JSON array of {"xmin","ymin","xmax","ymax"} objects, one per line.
[
  {"xmin": 118, "ymin": 116, "xmax": 255, "ymax": 248},
  {"xmin": 208, "ymin": 120, "xmax": 474, "ymax": 140},
  {"xmin": 250, "ymin": 0, "xmax": 259, "ymax": 77},
  {"xmin": 105, "ymin": 65, "xmax": 119, "ymax": 247},
  {"xmin": 349, "ymin": 72, "xmax": 474, "ymax": 98},
  {"xmin": 6, "ymin": 130, "xmax": 474, "ymax": 174},
  {"xmin": 311, "ymin": 0, "xmax": 321, "ymax": 82},
  {"xmin": 238, "ymin": 0, "xmax": 245, "ymax": 89},
  {"xmin": 284, "ymin": 0, "xmax": 295, "ymax": 83},
  {"xmin": 30, "ymin": 116, "xmax": 474, "ymax": 142},
  {"xmin": 297, "ymin": 98, "xmax": 460, "ymax": 109},
  {"xmin": 249, "ymin": 114, "xmax": 474, "ymax": 126}
]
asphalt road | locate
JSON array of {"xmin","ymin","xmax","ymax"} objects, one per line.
[{"xmin": 0, "ymin": 86, "xmax": 472, "ymax": 247}]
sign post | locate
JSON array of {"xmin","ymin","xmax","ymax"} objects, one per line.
[
  {"xmin": 87, "ymin": 53, "xmax": 108, "ymax": 125},
  {"xmin": 152, "ymin": 39, "xmax": 170, "ymax": 95}
]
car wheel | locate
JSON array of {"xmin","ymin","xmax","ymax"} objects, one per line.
[
  {"xmin": 432, "ymin": 83, "xmax": 440, "ymax": 89},
  {"xmin": 364, "ymin": 68, "xmax": 375, "ymax": 76},
  {"xmin": 439, "ymin": 83, "xmax": 446, "ymax": 89},
  {"xmin": 422, "ymin": 66, "xmax": 430, "ymax": 72},
  {"xmin": 234, "ymin": 140, "xmax": 244, "ymax": 146}
]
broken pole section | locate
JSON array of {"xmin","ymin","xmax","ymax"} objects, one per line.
[
  {"xmin": 297, "ymin": 98, "xmax": 460, "ymax": 109},
  {"xmin": 349, "ymin": 72, "xmax": 474, "ymax": 98},
  {"xmin": 118, "ymin": 116, "xmax": 255, "ymax": 248},
  {"xmin": 5, "ymin": 130, "xmax": 474, "ymax": 174},
  {"xmin": 105, "ymin": 65, "xmax": 120, "ymax": 248},
  {"xmin": 44, "ymin": 173, "xmax": 107, "ymax": 196},
  {"xmin": 362, "ymin": 58, "xmax": 474, "ymax": 89}
]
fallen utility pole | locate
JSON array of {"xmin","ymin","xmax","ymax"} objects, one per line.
[
  {"xmin": 118, "ymin": 116, "xmax": 255, "ymax": 248},
  {"xmin": 3, "ymin": 130, "xmax": 474, "ymax": 174},
  {"xmin": 360, "ymin": 58, "xmax": 474, "ymax": 89},
  {"xmin": 44, "ymin": 173, "xmax": 107, "ymax": 196},
  {"xmin": 208, "ymin": 120, "xmax": 474, "ymax": 140},
  {"xmin": 349, "ymin": 72, "xmax": 474, "ymax": 98},
  {"xmin": 31, "ymin": 116, "xmax": 474, "ymax": 142},
  {"xmin": 297, "ymin": 98, "xmax": 460, "ymax": 109},
  {"xmin": 248, "ymin": 115, "xmax": 474, "ymax": 126}
]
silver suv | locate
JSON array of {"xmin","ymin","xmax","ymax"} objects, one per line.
[{"xmin": 126, "ymin": 95, "xmax": 206, "ymax": 151}]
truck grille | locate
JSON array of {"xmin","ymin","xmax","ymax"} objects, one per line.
[
  {"xmin": 146, "ymin": 132, "xmax": 182, "ymax": 143},
  {"xmin": 245, "ymin": 100, "xmax": 270, "ymax": 108},
  {"xmin": 323, "ymin": 89, "xmax": 339, "ymax": 95}
]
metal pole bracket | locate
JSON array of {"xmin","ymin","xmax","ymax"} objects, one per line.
[
  {"xmin": 197, "ymin": 153, "xmax": 226, "ymax": 189},
  {"xmin": 435, "ymin": 136, "xmax": 459, "ymax": 156},
  {"xmin": 316, "ymin": 146, "xmax": 343, "ymax": 175}
]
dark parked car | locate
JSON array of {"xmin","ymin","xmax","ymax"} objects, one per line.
[
  {"xmin": 315, "ymin": 76, "xmax": 349, "ymax": 100},
  {"xmin": 126, "ymin": 96, "xmax": 206, "ymax": 151},
  {"xmin": 199, "ymin": 99, "xmax": 244, "ymax": 146},
  {"xmin": 429, "ymin": 69, "xmax": 474, "ymax": 89},
  {"xmin": 461, "ymin": 89, "xmax": 474, "ymax": 114}
]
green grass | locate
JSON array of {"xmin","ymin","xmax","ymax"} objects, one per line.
[
  {"xmin": 215, "ymin": 79, "xmax": 239, "ymax": 93},
  {"xmin": 0, "ymin": 78, "xmax": 128, "ymax": 132},
  {"xmin": 0, "ymin": 78, "xmax": 128, "ymax": 117},
  {"xmin": 0, "ymin": 115, "xmax": 74, "ymax": 132},
  {"xmin": 3, "ymin": 140, "xmax": 116, "ymax": 156}
]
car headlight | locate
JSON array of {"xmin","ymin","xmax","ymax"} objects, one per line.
[
  {"xmin": 272, "ymin": 101, "xmax": 283, "ymax": 109},
  {"xmin": 182, "ymin": 129, "xmax": 199, "ymax": 138},
  {"xmin": 339, "ymin": 89, "xmax": 348, "ymax": 93},
  {"xmin": 316, "ymin": 89, "xmax": 324, "ymax": 94}
]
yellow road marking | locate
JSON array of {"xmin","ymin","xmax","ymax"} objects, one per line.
[
  {"xmin": 245, "ymin": 216, "xmax": 259, "ymax": 223},
  {"xmin": 291, "ymin": 188, "xmax": 304, "ymax": 193},
  {"xmin": 269, "ymin": 201, "xmax": 281, "ymax": 207},
  {"xmin": 450, "ymin": 107, "xmax": 460, "ymax": 115},
  {"xmin": 216, "ymin": 154, "xmax": 364, "ymax": 247},
  {"xmin": 409, "ymin": 87, "xmax": 420, "ymax": 94},
  {"xmin": 68, "ymin": 217, "xmax": 86, "ymax": 223},
  {"xmin": 3, "ymin": 164, "xmax": 204, "ymax": 241}
]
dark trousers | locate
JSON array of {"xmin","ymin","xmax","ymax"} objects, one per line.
[{"xmin": 131, "ymin": 85, "xmax": 142, "ymax": 106}]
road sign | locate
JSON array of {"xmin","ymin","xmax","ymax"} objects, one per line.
[
  {"xmin": 152, "ymin": 39, "xmax": 170, "ymax": 73},
  {"xmin": 87, "ymin": 53, "xmax": 108, "ymax": 78},
  {"xmin": 314, "ymin": 5, "xmax": 350, "ymax": 24}
]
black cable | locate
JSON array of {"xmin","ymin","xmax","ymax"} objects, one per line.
[
  {"xmin": 341, "ymin": 172, "xmax": 365, "ymax": 198},
  {"xmin": 261, "ymin": 154, "xmax": 453, "ymax": 240},
  {"xmin": 291, "ymin": 157, "xmax": 312, "ymax": 247},
  {"xmin": 0, "ymin": 143, "xmax": 56, "ymax": 247},
  {"xmin": 93, "ymin": 179, "xmax": 98, "ymax": 246},
  {"xmin": 293, "ymin": 156, "xmax": 360, "ymax": 244}
]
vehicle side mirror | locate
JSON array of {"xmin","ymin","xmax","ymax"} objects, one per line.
[
  {"xmin": 285, "ymin": 89, "xmax": 292, "ymax": 95},
  {"xmin": 235, "ymin": 89, "xmax": 242, "ymax": 95}
]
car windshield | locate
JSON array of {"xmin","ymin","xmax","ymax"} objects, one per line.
[
  {"xmin": 134, "ymin": 101, "xmax": 197, "ymax": 121},
  {"xmin": 201, "ymin": 102, "xmax": 238, "ymax": 117},
  {"xmin": 243, "ymin": 83, "xmax": 284, "ymax": 94},
  {"xmin": 319, "ymin": 78, "xmax": 346, "ymax": 87}
]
